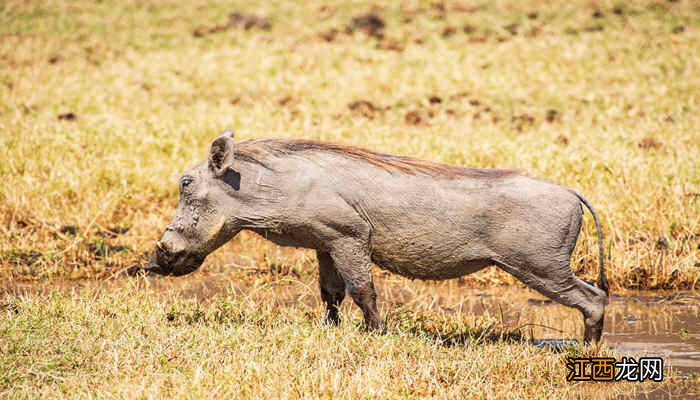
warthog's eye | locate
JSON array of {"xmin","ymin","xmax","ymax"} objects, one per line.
[{"xmin": 180, "ymin": 176, "xmax": 194, "ymax": 191}]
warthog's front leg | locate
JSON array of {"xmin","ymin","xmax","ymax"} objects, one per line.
[
  {"xmin": 317, "ymin": 250, "xmax": 345, "ymax": 325},
  {"xmin": 327, "ymin": 240, "xmax": 384, "ymax": 332}
]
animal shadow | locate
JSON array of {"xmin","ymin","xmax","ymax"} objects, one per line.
[{"xmin": 387, "ymin": 311, "xmax": 579, "ymax": 351}]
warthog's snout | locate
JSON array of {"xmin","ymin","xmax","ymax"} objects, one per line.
[{"xmin": 144, "ymin": 232, "xmax": 204, "ymax": 276}]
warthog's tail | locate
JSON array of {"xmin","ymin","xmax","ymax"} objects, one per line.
[{"xmin": 570, "ymin": 190, "xmax": 608, "ymax": 295}]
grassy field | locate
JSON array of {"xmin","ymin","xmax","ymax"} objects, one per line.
[
  {"xmin": 0, "ymin": 0, "xmax": 699, "ymax": 398},
  {"xmin": 2, "ymin": 276, "xmax": 698, "ymax": 398}
]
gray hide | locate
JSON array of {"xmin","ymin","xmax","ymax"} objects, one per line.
[{"xmin": 148, "ymin": 131, "xmax": 608, "ymax": 343}]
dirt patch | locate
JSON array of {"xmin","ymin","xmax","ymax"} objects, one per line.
[
  {"xmin": 382, "ymin": 91, "xmax": 508, "ymax": 125},
  {"xmin": 545, "ymin": 109, "xmax": 559, "ymax": 122},
  {"xmin": 317, "ymin": 5, "xmax": 335, "ymax": 20},
  {"xmin": 193, "ymin": 12, "xmax": 271, "ymax": 37},
  {"xmin": 429, "ymin": 1, "xmax": 446, "ymax": 19},
  {"xmin": 318, "ymin": 28, "xmax": 340, "ymax": 42},
  {"xmin": 346, "ymin": 13, "xmax": 385, "ymax": 39},
  {"xmin": 277, "ymin": 96, "xmax": 294, "ymax": 107},
  {"xmin": 57, "ymin": 112, "xmax": 77, "ymax": 121},
  {"xmin": 512, "ymin": 114, "xmax": 535, "ymax": 124},
  {"xmin": 468, "ymin": 35, "xmax": 488, "ymax": 44},
  {"xmin": 504, "ymin": 23, "xmax": 519, "ymax": 36},
  {"xmin": 448, "ymin": 91, "xmax": 470, "ymax": 100},
  {"xmin": 565, "ymin": 24, "xmax": 605, "ymax": 35},
  {"xmin": 441, "ymin": 26, "xmax": 457, "ymax": 37},
  {"xmin": 400, "ymin": 2, "xmax": 478, "ymax": 17},
  {"xmin": 450, "ymin": 2, "xmax": 479, "ymax": 13},
  {"xmin": 639, "ymin": 137, "xmax": 661, "ymax": 150},
  {"xmin": 555, "ymin": 135, "xmax": 570, "ymax": 146},
  {"xmin": 404, "ymin": 110, "xmax": 423, "ymax": 125},
  {"xmin": 428, "ymin": 96, "xmax": 442, "ymax": 104},
  {"xmin": 193, "ymin": 25, "xmax": 227, "ymax": 37},
  {"xmin": 527, "ymin": 26, "xmax": 544, "ymax": 38},
  {"xmin": 60, "ymin": 225, "xmax": 78, "ymax": 235},
  {"xmin": 460, "ymin": 25, "xmax": 475, "ymax": 35},
  {"xmin": 348, "ymin": 100, "xmax": 380, "ymax": 119},
  {"xmin": 511, "ymin": 114, "xmax": 535, "ymax": 132},
  {"xmin": 321, "ymin": 12, "xmax": 394, "ymax": 46},
  {"xmin": 377, "ymin": 38, "xmax": 404, "ymax": 52},
  {"xmin": 672, "ymin": 26, "xmax": 685, "ymax": 34},
  {"xmin": 583, "ymin": 25, "xmax": 604, "ymax": 33},
  {"xmin": 228, "ymin": 12, "xmax": 271, "ymax": 30}
]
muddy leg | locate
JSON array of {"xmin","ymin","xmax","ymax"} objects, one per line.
[
  {"xmin": 497, "ymin": 260, "xmax": 607, "ymax": 343},
  {"xmin": 328, "ymin": 242, "xmax": 384, "ymax": 332},
  {"xmin": 549, "ymin": 278, "xmax": 606, "ymax": 344},
  {"xmin": 317, "ymin": 250, "xmax": 345, "ymax": 325},
  {"xmin": 579, "ymin": 281, "xmax": 606, "ymax": 343}
]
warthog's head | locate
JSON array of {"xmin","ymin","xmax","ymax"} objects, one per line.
[{"xmin": 145, "ymin": 131, "xmax": 244, "ymax": 276}]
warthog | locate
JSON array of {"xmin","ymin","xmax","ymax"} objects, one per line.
[{"xmin": 147, "ymin": 131, "xmax": 609, "ymax": 343}]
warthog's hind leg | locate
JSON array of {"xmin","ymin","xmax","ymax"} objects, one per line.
[
  {"xmin": 496, "ymin": 259, "xmax": 607, "ymax": 344},
  {"xmin": 317, "ymin": 250, "xmax": 345, "ymax": 325}
]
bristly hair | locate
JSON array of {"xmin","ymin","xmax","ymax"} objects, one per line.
[{"xmin": 234, "ymin": 138, "xmax": 519, "ymax": 179}]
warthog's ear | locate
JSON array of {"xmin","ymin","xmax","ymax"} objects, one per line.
[{"xmin": 208, "ymin": 130, "xmax": 236, "ymax": 176}]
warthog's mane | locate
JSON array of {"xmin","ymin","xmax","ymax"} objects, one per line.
[{"xmin": 234, "ymin": 139, "xmax": 519, "ymax": 179}]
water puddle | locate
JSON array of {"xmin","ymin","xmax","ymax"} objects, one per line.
[
  {"xmin": 2, "ymin": 273, "xmax": 698, "ymax": 373},
  {"xmin": 604, "ymin": 293, "xmax": 699, "ymax": 374}
]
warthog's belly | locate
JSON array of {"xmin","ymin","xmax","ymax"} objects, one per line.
[{"xmin": 370, "ymin": 252, "xmax": 492, "ymax": 280}]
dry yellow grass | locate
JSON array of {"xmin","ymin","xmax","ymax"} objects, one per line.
[
  {"xmin": 1, "ymin": 0, "xmax": 697, "ymax": 290},
  {"xmin": 0, "ymin": 1, "xmax": 699, "ymax": 396},
  {"xmin": 2, "ymin": 276, "xmax": 698, "ymax": 399}
]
